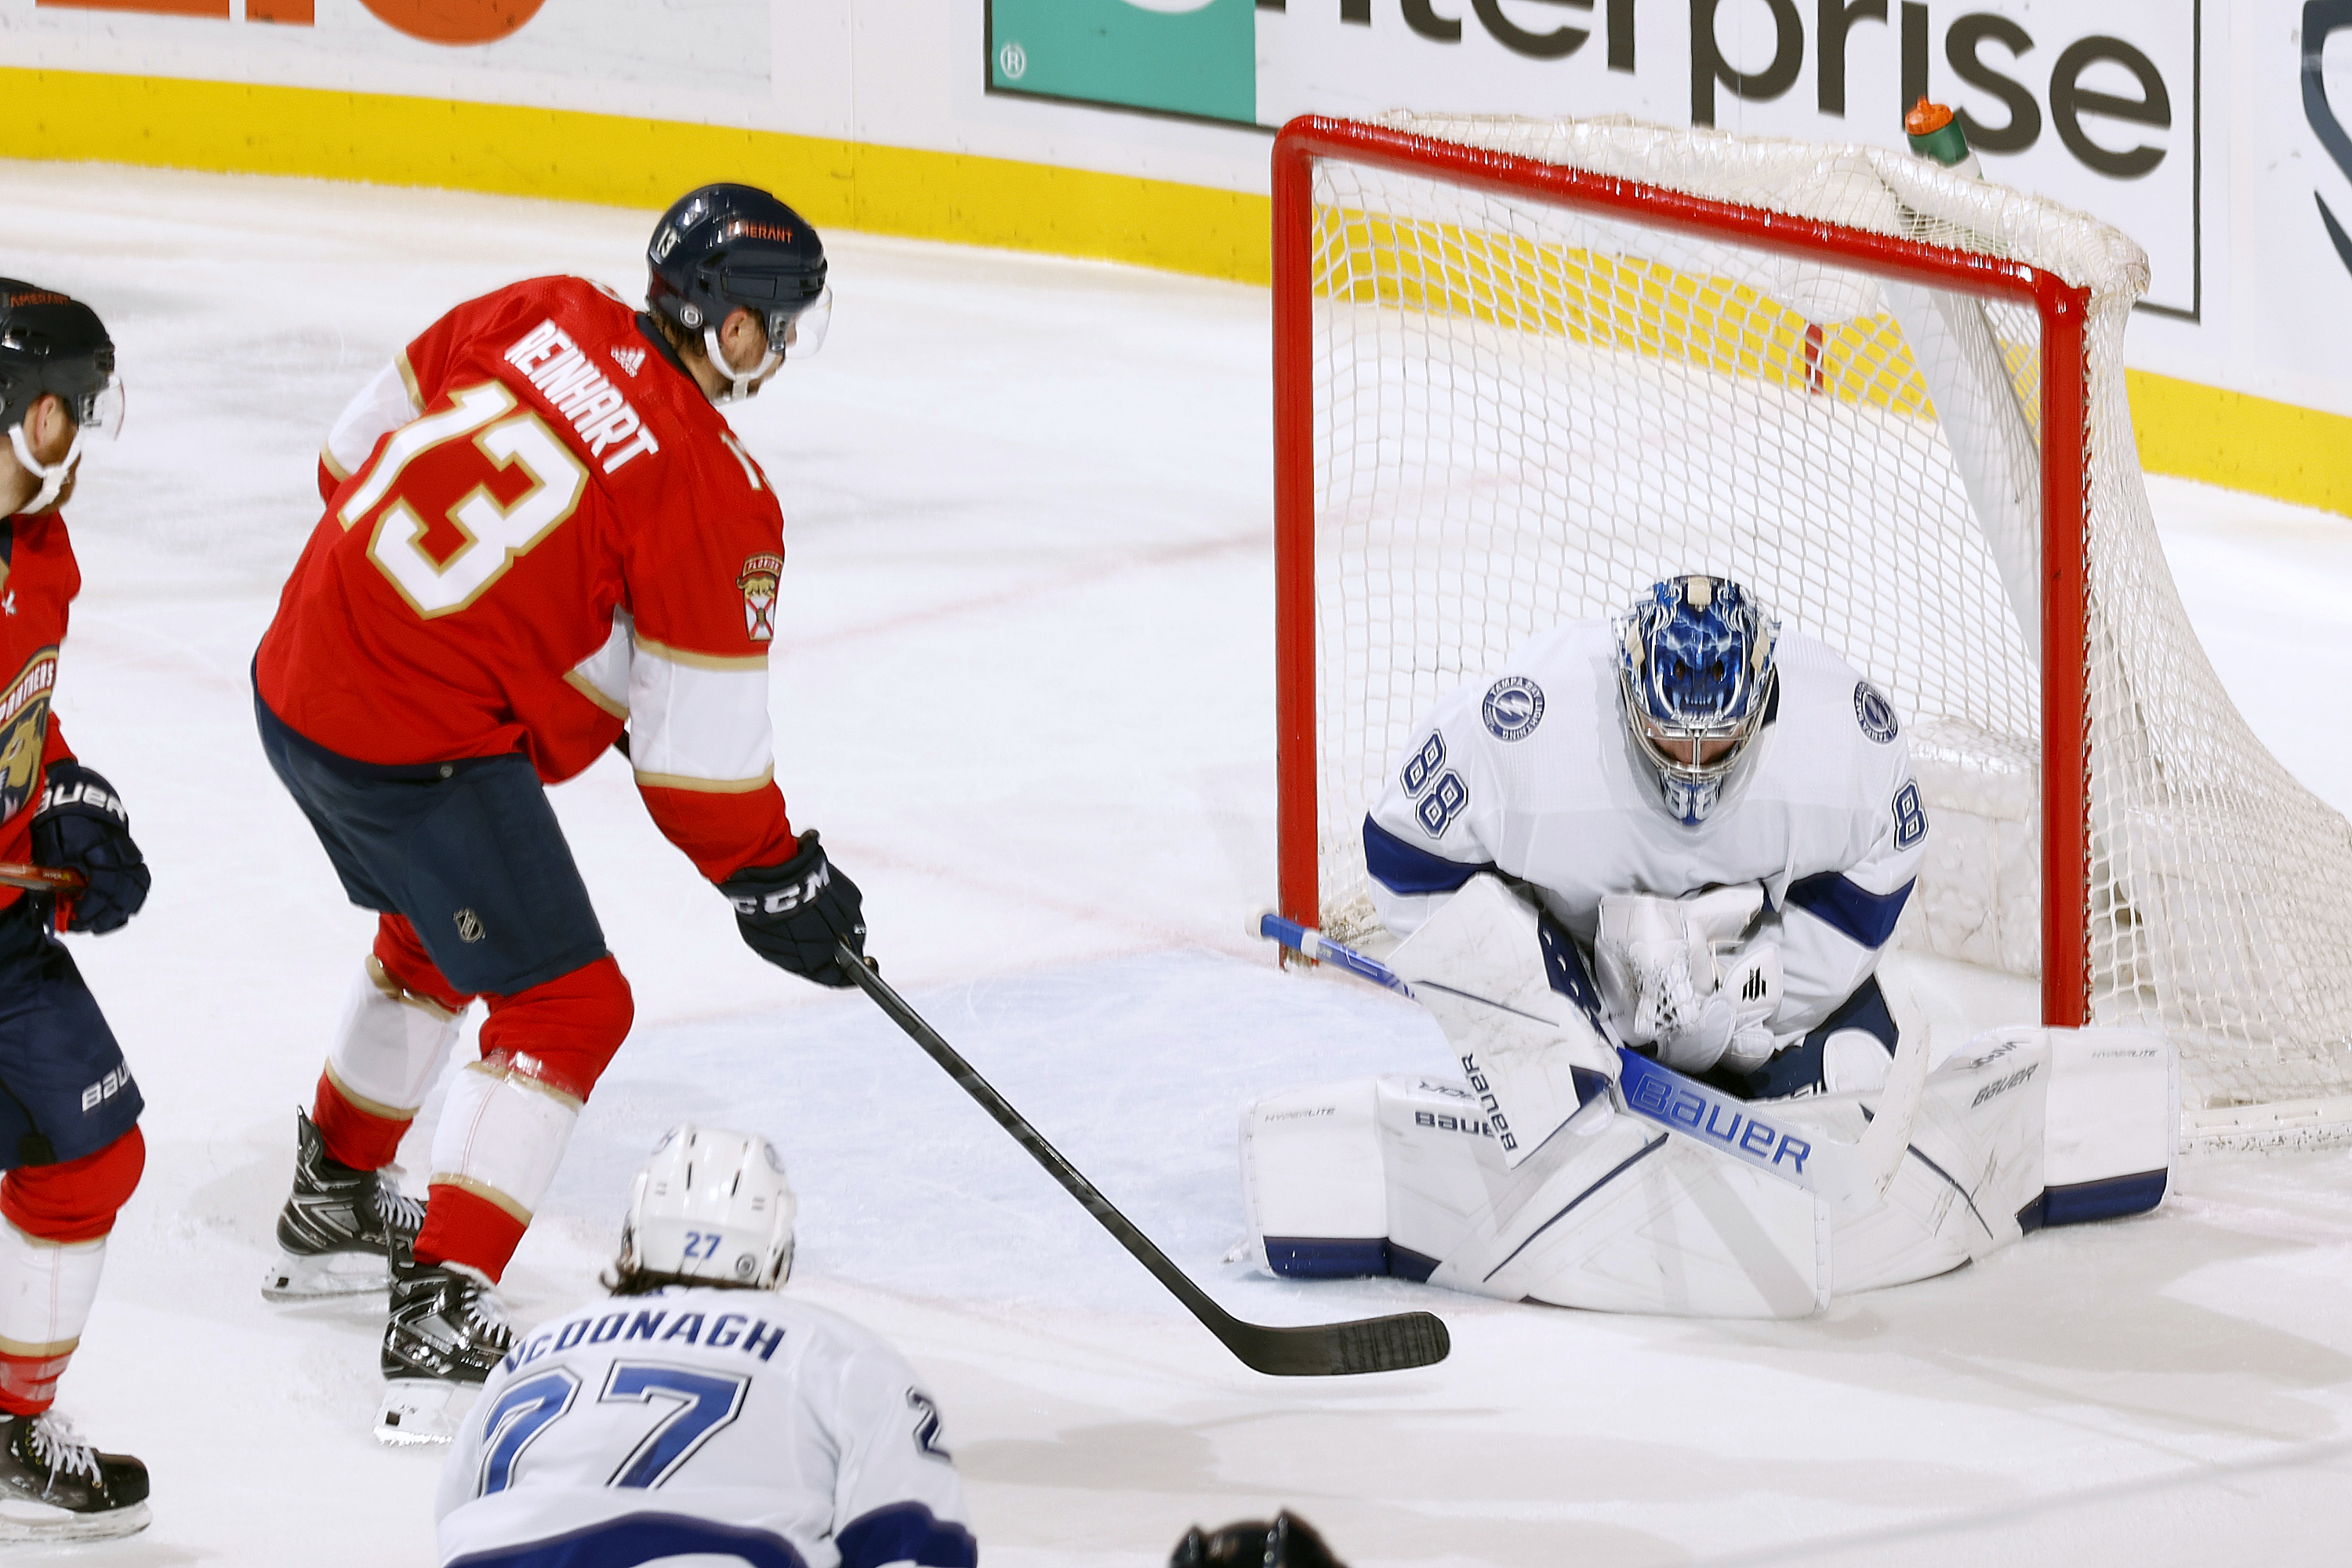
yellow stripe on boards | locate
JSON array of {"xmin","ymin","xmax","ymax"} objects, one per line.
[
  {"xmin": 0, "ymin": 66, "xmax": 1272, "ymax": 284},
  {"xmin": 2129, "ymin": 371, "xmax": 2352, "ymax": 521},
  {"xmin": 5, "ymin": 67, "xmax": 2350, "ymax": 516}
]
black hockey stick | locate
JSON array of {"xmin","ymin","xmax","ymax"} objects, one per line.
[{"xmin": 838, "ymin": 941, "xmax": 1450, "ymax": 1377}]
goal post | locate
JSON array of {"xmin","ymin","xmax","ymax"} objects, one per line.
[{"xmin": 1270, "ymin": 112, "xmax": 2352, "ymax": 1140}]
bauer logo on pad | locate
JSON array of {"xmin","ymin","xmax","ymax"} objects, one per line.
[{"xmin": 1482, "ymin": 677, "xmax": 1544, "ymax": 741}]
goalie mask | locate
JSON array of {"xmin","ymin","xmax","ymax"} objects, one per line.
[
  {"xmin": 1615, "ymin": 575, "xmax": 1780, "ymax": 829},
  {"xmin": 0, "ymin": 281, "xmax": 122, "ymax": 515},
  {"xmin": 647, "ymin": 184, "xmax": 832, "ymax": 402},
  {"xmin": 615, "ymin": 1124, "xmax": 798, "ymax": 1291}
]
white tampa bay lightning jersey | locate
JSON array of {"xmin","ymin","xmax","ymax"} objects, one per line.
[
  {"xmin": 434, "ymin": 1287, "xmax": 975, "ymax": 1568},
  {"xmin": 1365, "ymin": 620, "xmax": 1927, "ymax": 1040}
]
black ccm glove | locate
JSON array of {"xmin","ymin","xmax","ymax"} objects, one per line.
[
  {"xmin": 30, "ymin": 761, "xmax": 151, "ymax": 935},
  {"xmin": 721, "ymin": 829, "xmax": 866, "ymax": 987}
]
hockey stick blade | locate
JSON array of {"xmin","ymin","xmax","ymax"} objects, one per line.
[
  {"xmin": 838, "ymin": 942, "xmax": 1450, "ymax": 1377},
  {"xmin": 1255, "ymin": 913, "xmax": 1924, "ymax": 1214},
  {"xmin": 0, "ymin": 862, "xmax": 84, "ymax": 895}
]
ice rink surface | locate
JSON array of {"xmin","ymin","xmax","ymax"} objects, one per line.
[{"xmin": 6, "ymin": 160, "xmax": 2352, "ymax": 1565}]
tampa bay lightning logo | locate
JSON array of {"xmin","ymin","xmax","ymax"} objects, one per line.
[
  {"xmin": 1482, "ymin": 677, "xmax": 1545, "ymax": 742},
  {"xmin": 1853, "ymin": 681, "xmax": 1899, "ymax": 744}
]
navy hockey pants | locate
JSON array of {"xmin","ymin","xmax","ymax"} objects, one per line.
[
  {"xmin": 0, "ymin": 897, "xmax": 142, "ymax": 1169},
  {"xmin": 254, "ymin": 688, "xmax": 608, "ymax": 998}
]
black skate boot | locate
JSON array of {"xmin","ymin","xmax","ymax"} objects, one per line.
[
  {"xmin": 0, "ymin": 1412, "xmax": 150, "ymax": 1542},
  {"xmin": 260, "ymin": 1109, "xmax": 423, "ymax": 1301},
  {"xmin": 376, "ymin": 1239, "xmax": 514, "ymax": 1446}
]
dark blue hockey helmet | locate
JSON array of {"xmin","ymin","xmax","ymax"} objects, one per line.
[
  {"xmin": 0, "ymin": 281, "xmax": 122, "ymax": 512},
  {"xmin": 646, "ymin": 184, "xmax": 830, "ymax": 400},
  {"xmin": 1615, "ymin": 575, "xmax": 1779, "ymax": 827}
]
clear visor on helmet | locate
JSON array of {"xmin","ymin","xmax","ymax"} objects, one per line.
[
  {"xmin": 71, "ymin": 376, "xmax": 124, "ymax": 441},
  {"xmin": 765, "ymin": 285, "xmax": 832, "ymax": 360}
]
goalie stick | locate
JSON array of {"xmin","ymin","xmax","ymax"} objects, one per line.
[
  {"xmin": 837, "ymin": 941, "xmax": 1450, "ymax": 1377},
  {"xmin": 1253, "ymin": 911, "xmax": 1928, "ymax": 1214}
]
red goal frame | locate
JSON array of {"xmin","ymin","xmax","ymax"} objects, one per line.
[{"xmin": 1270, "ymin": 114, "xmax": 2095, "ymax": 1029}]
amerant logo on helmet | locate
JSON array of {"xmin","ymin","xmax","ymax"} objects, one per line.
[{"xmin": 724, "ymin": 221, "xmax": 795, "ymax": 245}]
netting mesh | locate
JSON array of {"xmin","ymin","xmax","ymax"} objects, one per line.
[{"xmin": 1298, "ymin": 114, "xmax": 2352, "ymax": 1112}]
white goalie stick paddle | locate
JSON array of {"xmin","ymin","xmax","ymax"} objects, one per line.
[
  {"xmin": 837, "ymin": 942, "xmax": 1450, "ymax": 1377},
  {"xmin": 1254, "ymin": 912, "xmax": 1927, "ymax": 1214}
]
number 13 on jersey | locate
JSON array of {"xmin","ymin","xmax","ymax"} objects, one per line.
[{"xmin": 338, "ymin": 382, "xmax": 587, "ymax": 619}]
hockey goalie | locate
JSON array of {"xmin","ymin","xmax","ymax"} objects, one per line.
[{"xmin": 1243, "ymin": 576, "xmax": 2176, "ymax": 1318}]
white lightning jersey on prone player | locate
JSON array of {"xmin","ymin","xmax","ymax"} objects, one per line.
[
  {"xmin": 434, "ymin": 1287, "xmax": 975, "ymax": 1568},
  {"xmin": 1365, "ymin": 621, "xmax": 1927, "ymax": 1044}
]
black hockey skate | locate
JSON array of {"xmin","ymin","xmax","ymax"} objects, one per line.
[
  {"xmin": 260, "ymin": 1109, "xmax": 423, "ymax": 1301},
  {"xmin": 0, "ymin": 1412, "xmax": 150, "ymax": 1542},
  {"xmin": 376, "ymin": 1239, "xmax": 514, "ymax": 1446}
]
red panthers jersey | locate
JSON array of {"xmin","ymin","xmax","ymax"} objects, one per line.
[
  {"xmin": 256, "ymin": 276, "xmax": 797, "ymax": 881},
  {"xmin": 0, "ymin": 508, "xmax": 82, "ymax": 914}
]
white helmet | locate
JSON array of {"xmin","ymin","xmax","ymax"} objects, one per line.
[{"xmin": 615, "ymin": 1125, "xmax": 797, "ymax": 1290}]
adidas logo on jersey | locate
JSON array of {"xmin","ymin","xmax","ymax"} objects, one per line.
[{"xmin": 609, "ymin": 346, "xmax": 646, "ymax": 377}]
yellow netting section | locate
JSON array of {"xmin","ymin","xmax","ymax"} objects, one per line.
[{"xmin": 1314, "ymin": 212, "xmax": 1939, "ymax": 417}]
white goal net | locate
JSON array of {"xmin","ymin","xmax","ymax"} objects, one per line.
[{"xmin": 1274, "ymin": 113, "xmax": 2352, "ymax": 1137}]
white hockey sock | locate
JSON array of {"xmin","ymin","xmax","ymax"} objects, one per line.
[
  {"xmin": 0, "ymin": 1221, "xmax": 105, "ymax": 1411},
  {"xmin": 428, "ymin": 1059, "xmax": 582, "ymax": 1225},
  {"xmin": 326, "ymin": 956, "xmax": 463, "ymax": 1119}
]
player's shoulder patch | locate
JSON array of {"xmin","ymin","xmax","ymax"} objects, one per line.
[
  {"xmin": 1853, "ymin": 680, "xmax": 1899, "ymax": 744},
  {"xmin": 738, "ymin": 554, "xmax": 782, "ymax": 642},
  {"xmin": 1482, "ymin": 676, "xmax": 1545, "ymax": 742}
]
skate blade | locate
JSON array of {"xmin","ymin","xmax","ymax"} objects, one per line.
[
  {"xmin": 260, "ymin": 1247, "xmax": 390, "ymax": 1301},
  {"xmin": 0, "ymin": 1497, "xmax": 151, "ymax": 1541},
  {"xmin": 375, "ymin": 1379, "xmax": 478, "ymax": 1447}
]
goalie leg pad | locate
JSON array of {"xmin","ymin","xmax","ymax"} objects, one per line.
[
  {"xmin": 1829, "ymin": 1029, "xmax": 2049, "ymax": 1293},
  {"xmin": 1389, "ymin": 876, "xmax": 1617, "ymax": 1168},
  {"xmin": 1427, "ymin": 1118, "xmax": 1829, "ymax": 1319},
  {"xmin": 2033, "ymin": 1026, "xmax": 2176, "ymax": 1227},
  {"xmin": 1241, "ymin": 1076, "xmax": 1828, "ymax": 1318},
  {"xmin": 1242, "ymin": 1076, "xmax": 1509, "ymax": 1282}
]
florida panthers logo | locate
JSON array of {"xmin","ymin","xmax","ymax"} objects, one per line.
[
  {"xmin": 0, "ymin": 648, "xmax": 58, "ymax": 826},
  {"xmin": 738, "ymin": 554, "xmax": 782, "ymax": 643}
]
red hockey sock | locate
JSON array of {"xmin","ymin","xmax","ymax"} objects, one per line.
[
  {"xmin": 310, "ymin": 1068, "xmax": 413, "ymax": 1172},
  {"xmin": 0, "ymin": 1349, "xmax": 74, "ymax": 1417},
  {"xmin": 415, "ymin": 1183, "xmax": 527, "ymax": 1283},
  {"xmin": 1, "ymin": 1127, "xmax": 144, "ymax": 1246}
]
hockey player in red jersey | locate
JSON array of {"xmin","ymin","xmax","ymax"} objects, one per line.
[
  {"xmin": 0, "ymin": 282, "xmax": 154, "ymax": 1537},
  {"xmin": 252, "ymin": 186, "xmax": 866, "ymax": 1436}
]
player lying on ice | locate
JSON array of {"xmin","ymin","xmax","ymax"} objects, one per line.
[
  {"xmin": 1243, "ymin": 575, "xmax": 2176, "ymax": 1318},
  {"xmin": 0, "ymin": 283, "xmax": 154, "ymax": 1538},
  {"xmin": 433, "ymin": 1125, "xmax": 977, "ymax": 1568},
  {"xmin": 252, "ymin": 185, "xmax": 869, "ymax": 1437}
]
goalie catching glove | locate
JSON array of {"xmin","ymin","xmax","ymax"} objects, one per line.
[
  {"xmin": 30, "ymin": 760, "xmax": 150, "ymax": 934},
  {"xmin": 1595, "ymin": 887, "xmax": 1780, "ymax": 1076},
  {"xmin": 721, "ymin": 829, "xmax": 866, "ymax": 987}
]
